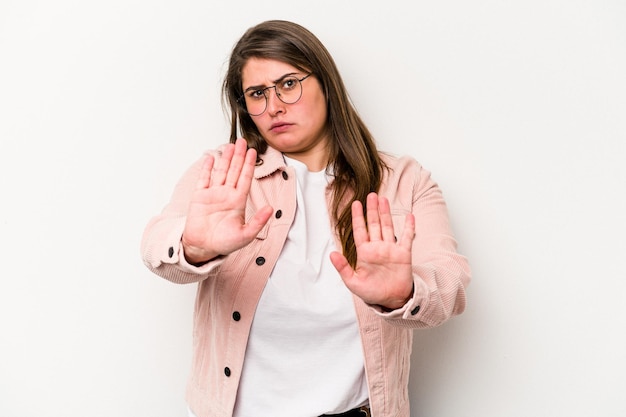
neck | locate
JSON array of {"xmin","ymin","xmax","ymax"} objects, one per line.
[{"xmin": 283, "ymin": 148, "xmax": 329, "ymax": 172}]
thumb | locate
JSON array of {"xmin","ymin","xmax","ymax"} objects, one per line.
[
  {"xmin": 330, "ymin": 251, "xmax": 354, "ymax": 282},
  {"xmin": 242, "ymin": 206, "xmax": 273, "ymax": 240}
]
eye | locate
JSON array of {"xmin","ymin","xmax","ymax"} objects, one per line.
[
  {"xmin": 281, "ymin": 77, "xmax": 298, "ymax": 91},
  {"xmin": 246, "ymin": 89, "xmax": 266, "ymax": 101}
]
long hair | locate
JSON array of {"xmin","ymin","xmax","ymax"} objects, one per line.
[{"xmin": 223, "ymin": 20, "xmax": 386, "ymax": 267}]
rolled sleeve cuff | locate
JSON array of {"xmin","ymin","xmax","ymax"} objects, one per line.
[{"xmin": 369, "ymin": 279, "xmax": 428, "ymax": 319}]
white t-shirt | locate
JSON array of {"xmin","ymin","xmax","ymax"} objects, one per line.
[{"xmin": 230, "ymin": 157, "xmax": 368, "ymax": 417}]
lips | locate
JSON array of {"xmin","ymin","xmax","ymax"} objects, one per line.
[{"xmin": 270, "ymin": 122, "xmax": 292, "ymax": 132}]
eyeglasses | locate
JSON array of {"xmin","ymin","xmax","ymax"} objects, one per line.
[{"xmin": 238, "ymin": 74, "xmax": 312, "ymax": 116}]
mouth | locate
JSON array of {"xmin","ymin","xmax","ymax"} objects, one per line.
[{"xmin": 270, "ymin": 122, "xmax": 292, "ymax": 132}]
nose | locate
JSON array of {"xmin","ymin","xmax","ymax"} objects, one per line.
[{"xmin": 265, "ymin": 87, "xmax": 285, "ymax": 115}]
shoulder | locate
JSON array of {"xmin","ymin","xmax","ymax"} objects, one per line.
[
  {"xmin": 379, "ymin": 151, "xmax": 428, "ymax": 180},
  {"xmin": 200, "ymin": 143, "xmax": 229, "ymax": 158},
  {"xmin": 378, "ymin": 151, "xmax": 439, "ymax": 201}
]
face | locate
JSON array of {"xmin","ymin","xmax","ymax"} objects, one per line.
[{"xmin": 241, "ymin": 58, "xmax": 329, "ymax": 170}]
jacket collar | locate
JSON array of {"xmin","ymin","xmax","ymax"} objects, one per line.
[{"xmin": 253, "ymin": 146, "xmax": 287, "ymax": 179}]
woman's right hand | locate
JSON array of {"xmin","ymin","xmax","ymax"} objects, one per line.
[{"xmin": 181, "ymin": 138, "xmax": 273, "ymax": 265}]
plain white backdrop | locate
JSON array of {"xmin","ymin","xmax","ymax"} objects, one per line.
[{"xmin": 1, "ymin": 1, "xmax": 625, "ymax": 416}]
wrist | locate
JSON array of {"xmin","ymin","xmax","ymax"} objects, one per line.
[
  {"xmin": 181, "ymin": 239, "xmax": 218, "ymax": 266},
  {"xmin": 378, "ymin": 281, "xmax": 415, "ymax": 312}
]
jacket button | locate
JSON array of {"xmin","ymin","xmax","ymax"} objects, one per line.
[
  {"xmin": 282, "ymin": 171, "xmax": 289, "ymax": 180},
  {"xmin": 224, "ymin": 367, "xmax": 231, "ymax": 377},
  {"xmin": 232, "ymin": 311, "xmax": 241, "ymax": 321},
  {"xmin": 275, "ymin": 209, "xmax": 282, "ymax": 219},
  {"xmin": 168, "ymin": 247, "xmax": 174, "ymax": 258},
  {"xmin": 255, "ymin": 257, "xmax": 265, "ymax": 266},
  {"xmin": 410, "ymin": 305, "xmax": 421, "ymax": 316}
]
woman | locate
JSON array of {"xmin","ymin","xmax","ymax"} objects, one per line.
[{"xmin": 141, "ymin": 19, "xmax": 470, "ymax": 417}]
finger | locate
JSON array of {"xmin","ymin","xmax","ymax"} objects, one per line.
[
  {"xmin": 236, "ymin": 146, "xmax": 258, "ymax": 191},
  {"xmin": 241, "ymin": 205, "xmax": 273, "ymax": 240},
  {"xmin": 377, "ymin": 196, "xmax": 396, "ymax": 242},
  {"xmin": 210, "ymin": 143, "xmax": 235, "ymax": 187},
  {"xmin": 196, "ymin": 155, "xmax": 214, "ymax": 190},
  {"xmin": 329, "ymin": 251, "xmax": 354, "ymax": 282},
  {"xmin": 351, "ymin": 199, "xmax": 369, "ymax": 246},
  {"xmin": 225, "ymin": 138, "xmax": 248, "ymax": 187},
  {"xmin": 398, "ymin": 213, "xmax": 416, "ymax": 250},
  {"xmin": 366, "ymin": 193, "xmax": 382, "ymax": 241}
]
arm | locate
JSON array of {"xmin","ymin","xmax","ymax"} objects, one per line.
[
  {"xmin": 140, "ymin": 138, "xmax": 273, "ymax": 284},
  {"xmin": 330, "ymin": 158, "xmax": 471, "ymax": 328}
]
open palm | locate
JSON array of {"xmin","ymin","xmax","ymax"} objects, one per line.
[
  {"xmin": 330, "ymin": 193, "xmax": 415, "ymax": 310},
  {"xmin": 182, "ymin": 138, "xmax": 273, "ymax": 264}
]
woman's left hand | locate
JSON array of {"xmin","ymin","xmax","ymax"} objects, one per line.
[{"xmin": 330, "ymin": 193, "xmax": 415, "ymax": 310}]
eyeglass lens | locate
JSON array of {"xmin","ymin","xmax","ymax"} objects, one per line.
[{"xmin": 243, "ymin": 76, "xmax": 304, "ymax": 116}]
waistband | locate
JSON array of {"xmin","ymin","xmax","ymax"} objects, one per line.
[{"xmin": 320, "ymin": 405, "xmax": 371, "ymax": 417}]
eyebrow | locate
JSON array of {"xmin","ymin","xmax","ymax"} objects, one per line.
[{"xmin": 243, "ymin": 72, "xmax": 300, "ymax": 93}]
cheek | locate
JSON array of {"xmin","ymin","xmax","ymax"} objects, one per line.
[
  {"xmin": 250, "ymin": 114, "xmax": 269, "ymax": 131},
  {"xmin": 302, "ymin": 97, "xmax": 327, "ymax": 124},
  {"xmin": 313, "ymin": 106, "xmax": 329, "ymax": 129},
  {"xmin": 313, "ymin": 96, "xmax": 328, "ymax": 125}
]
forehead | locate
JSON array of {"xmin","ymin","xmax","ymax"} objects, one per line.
[{"xmin": 241, "ymin": 58, "xmax": 300, "ymax": 87}]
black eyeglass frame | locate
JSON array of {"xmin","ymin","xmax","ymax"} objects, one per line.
[{"xmin": 237, "ymin": 73, "xmax": 313, "ymax": 116}]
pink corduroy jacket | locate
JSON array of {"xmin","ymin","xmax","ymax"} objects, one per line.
[{"xmin": 141, "ymin": 145, "xmax": 470, "ymax": 417}]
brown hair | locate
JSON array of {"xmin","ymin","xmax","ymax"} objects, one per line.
[{"xmin": 223, "ymin": 20, "xmax": 386, "ymax": 267}]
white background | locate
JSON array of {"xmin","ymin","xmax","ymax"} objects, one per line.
[{"xmin": 1, "ymin": 1, "xmax": 625, "ymax": 416}]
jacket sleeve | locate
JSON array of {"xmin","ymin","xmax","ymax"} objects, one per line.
[
  {"xmin": 140, "ymin": 152, "xmax": 225, "ymax": 284},
  {"xmin": 373, "ymin": 156, "xmax": 471, "ymax": 328}
]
